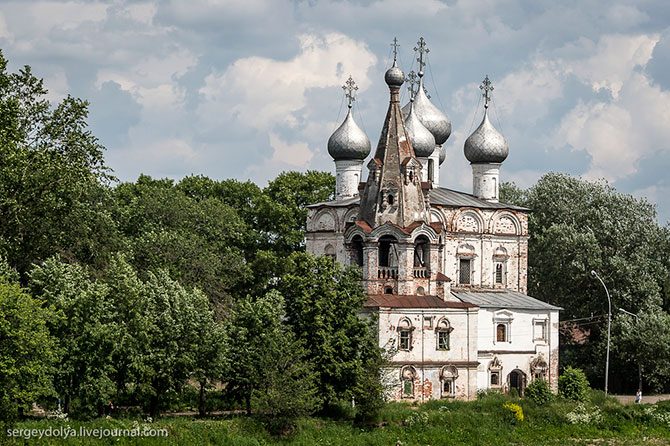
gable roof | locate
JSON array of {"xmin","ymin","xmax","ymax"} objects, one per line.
[
  {"xmin": 364, "ymin": 294, "xmax": 477, "ymax": 309},
  {"xmin": 452, "ymin": 289, "xmax": 561, "ymax": 311},
  {"xmin": 306, "ymin": 187, "xmax": 528, "ymax": 212}
]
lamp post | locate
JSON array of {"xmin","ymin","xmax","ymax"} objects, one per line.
[
  {"xmin": 618, "ymin": 308, "xmax": 642, "ymax": 393},
  {"xmin": 591, "ymin": 270, "xmax": 611, "ymax": 395}
]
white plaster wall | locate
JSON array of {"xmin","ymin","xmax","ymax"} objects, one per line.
[
  {"xmin": 472, "ymin": 163, "xmax": 500, "ymax": 202},
  {"xmin": 335, "ymin": 160, "xmax": 363, "ymax": 201}
]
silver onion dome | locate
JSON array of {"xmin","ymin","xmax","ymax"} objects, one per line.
[
  {"xmin": 401, "ymin": 77, "xmax": 451, "ymax": 145},
  {"xmin": 404, "ymin": 101, "xmax": 435, "ymax": 158},
  {"xmin": 438, "ymin": 144, "xmax": 446, "ymax": 165},
  {"xmin": 463, "ymin": 110, "xmax": 509, "ymax": 164},
  {"xmin": 385, "ymin": 65, "xmax": 405, "ymax": 87},
  {"xmin": 327, "ymin": 108, "xmax": 371, "ymax": 161}
]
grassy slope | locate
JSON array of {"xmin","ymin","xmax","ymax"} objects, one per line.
[{"xmin": 5, "ymin": 393, "xmax": 670, "ymax": 445}]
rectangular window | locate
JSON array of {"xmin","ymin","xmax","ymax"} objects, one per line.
[
  {"xmin": 459, "ymin": 259, "xmax": 471, "ymax": 284},
  {"xmin": 490, "ymin": 372, "xmax": 500, "ymax": 386},
  {"xmin": 399, "ymin": 330, "xmax": 411, "ymax": 350},
  {"xmin": 442, "ymin": 379, "xmax": 454, "ymax": 397},
  {"xmin": 437, "ymin": 331, "xmax": 450, "ymax": 350},
  {"xmin": 534, "ymin": 320, "xmax": 547, "ymax": 341},
  {"xmin": 496, "ymin": 323, "xmax": 508, "ymax": 342}
]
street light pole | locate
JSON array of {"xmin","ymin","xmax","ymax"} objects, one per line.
[
  {"xmin": 591, "ymin": 270, "xmax": 611, "ymax": 395},
  {"xmin": 618, "ymin": 308, "xmax": 642, "ymax": 393}
]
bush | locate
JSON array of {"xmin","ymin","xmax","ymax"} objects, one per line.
[
  {"xmin": 559, "ymin": 367, "xmax": 590, "ymax": 402},
  {"xmin": 502, "ymin": 402, "xmax": 524, "ymax": 423},
  {"xmin": 525, "ymin": 379, "xmax": 553, "ymax": 405}
]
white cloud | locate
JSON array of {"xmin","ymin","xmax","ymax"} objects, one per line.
[{"xmin": 198, "ymin": 32, "xmax": 377, "ymax": 131}]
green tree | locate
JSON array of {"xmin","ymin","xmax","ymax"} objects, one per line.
[
  {"xmin": 0, "ymin": 262, "xmax": 55, "ymax": 422},
  {"xmin": 224, "ymin": 290, "xmax": 319, "ymax": 419},
  {"xmin": 29, "ymin": 258, "xmax": 116, "ymax": 417},
  {"xmin": 140, "ymin": 270, "xmax": 223, "ymax": 417},
  {"xmin": 277, "ymin": 252, "xmax": 384, "ymax": 414},
  {"xmin": 0, "ymin": 52, "xmax": 120, "ymax": 278},
  {"xmin": 612, "ymin": 310, "xmax": 670, "ymax": 392},
  {"xmin": 559, "ymin": 366, "xmax": 590, "ymax": 402}
]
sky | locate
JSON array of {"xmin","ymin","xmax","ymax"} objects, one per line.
[{"xmin": 1, "ymin": 0, "xmax": 669, "ymax": 224}]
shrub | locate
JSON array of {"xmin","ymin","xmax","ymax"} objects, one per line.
[
  {"xmin": 559, "ymin": 367, "xmax": 590, "ymax": 402},
  {"xmin": 525, "ymin": 379, "xmax": 553, "ymax": 405},
  {"xmin": 502, "ymin": 402, "xmax": 524, "ymax": 423},
  {"xmin": 566, "ymin": 402, "xmax": 603, "ymax": 424}
]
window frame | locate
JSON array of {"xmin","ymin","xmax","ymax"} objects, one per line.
[
  {"xmin": 458, "ymin": 258, "xmax": 472, "ymax": 285},
  {"xmin": 533, "ymin": 319, "xmax": 548, "ymax": 342}
]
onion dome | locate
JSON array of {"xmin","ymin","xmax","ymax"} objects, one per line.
[
  {"xmin": 327, "ymin": 108, "xmax": 371, "ymax": 161},
  {"xmin": 464, "ymin": 76, "xmax": 508, "ymax": 164},
  {"xmin": 404, "ymin": 100, "xmax": 435, "ymax": 157},
  {"xmin": 463, "ymin": 109, "xmax": 509, "ymax": 164},
  {"xmin": 401, "ymin": 76, "xmax": 451, "ymax": 145},
  {"xmin": 438, "ymin": 144, "xmax": 446, "ymax": 165},
  {"xmin": 385, "ymin": 64, "xmax": 404, "ymax": 87}
]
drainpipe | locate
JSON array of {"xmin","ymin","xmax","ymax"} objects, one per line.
[
  {"xmin": 466, "ymin": 308, "xmax": 471, "ymax": 400},
  {"xmin": 421, "ymin": 310, "xmax": 425, "ymax": 402}
]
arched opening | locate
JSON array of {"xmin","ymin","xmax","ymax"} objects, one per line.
[
  {"xmin": 324, "ymin": 244, "xmax": 336, "ymax": 261},
  {"xmin": 350, "ymin": 235, "xmax": 364, "ymax": 267},
  {"xmin": 508, "ymin": 369, "xmax": 527, "ymax": 396},
  {"xmin": 436, "ymin": 318, "xmax": 452, "ymax": 350},
  {"xmin": 428, "ymin": 159, "xmax": 435, "ymax": 182},
  {"xmin": 384, "ymin": 286, "xmax": 394, "ymax": 294},
  {"xmin": 413, "ymin": 235, "xmax": 430, "ymax": 278},
  {"xmin": 440, "ymin": 365, "xmax": 458, "ymax": 398},
  {"xmin": 378, "ymin": 235, "xmax": 398, "ymax": 279},
  {"xmin": 400, "ymin": 365, "xmax": 417, "ymax": 398},
  {"xmin": 388, "ymin": 194, "xmax": 394, "ymax": 205},
  {"xmin": 397, "ymin": 319, "xmax": 413, "ymax": 351}
]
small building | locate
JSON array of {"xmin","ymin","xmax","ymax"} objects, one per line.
[{"xmin": 306, "ymin": 39, "xmax": 560, "ymax": 400}]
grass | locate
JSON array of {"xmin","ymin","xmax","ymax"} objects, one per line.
[{"xmin": 3, "ymin": 391, "xmax": 670, "ymax": 445}]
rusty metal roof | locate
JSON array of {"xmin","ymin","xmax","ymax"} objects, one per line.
[
  {"xmin": 452, "ymin": 289, "xmax": 561, "ymax": 310},
  {"xmin": 364, "ymin": 294, "xmax": 477, "ymax": 309}
]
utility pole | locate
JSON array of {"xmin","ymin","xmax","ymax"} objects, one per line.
[{"xmin": 591, "ymin": 270, "xmax": 611, "ymax": 395}]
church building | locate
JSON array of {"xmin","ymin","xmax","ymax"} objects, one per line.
[{"xmin": 306, "ymin": 38, "xmax": 560, "ymax": 401}]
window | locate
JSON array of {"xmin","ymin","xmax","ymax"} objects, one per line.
[
  {"xmin": 495, "ymin": 262, "xmax": 504, "ymax": 284},
  {"xmin": 530, "ymin": 354, "xmax": 548, "ymax": 381},
  {"xmin": 428, "ymin": 159, "xmax": 435, "ymax": 182},
  {"xmin": 379, "ymin": 235, "xmax": 398, "ymax": 268},
  {"xmin": 399, "ymin": 330, "xmax": 411, "ymax": 350},
  {"xmin": 459, "ymin": 258, "xmax": 471, "ymax": 284},
  {"xmin": 398, "ymin": 318, "xmax": 413, "ymax": 351},
  {"xmin": 423, "ymin": 316, "xmax": 433, "ymax": 328},
  {"xmin": 400, "ymin": 366, "xmax": 416, "ymax": 398},
  {"xmin": 490, "ymin": 371, "xmax": 500, "ymax": 386},
  {"xmin": 413, "ymin": 236, "xmax": 429, "ymax": 268},
  {"xmin": 384, "ymin": 286, "xmax": 394, "ymax": 294},
  {"xmin": 533, "ymin": 320, "xmax": 547, "ymax": 342},
  {"xmin": 440, "ymin": 366, "xmax": 458, "ymax": 398},
  {"xmin": 496, "ymin": 323, "xmax": 507, "ymax": 342},
  {"xmin": 436, "ymin": 318, "xmax": 452, "ymax": 351},
  {"xmin": 387, "ymin": 194, "xmax": 394, "ymax": 205},
  {"xmin": 350, "ymin": 236, "xmax": 364, "ymax": 267}
]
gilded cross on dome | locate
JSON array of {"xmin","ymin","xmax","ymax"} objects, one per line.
[
  {"xmin": 342, "ymin": 76, "xmax": 358, "ymax": 108},
  {"xmin": 480, "ymin": 75, "xmax": 494, "ymax": 109},
  {"xmin": 414, "ymin": 37, "xmax": 430, "ymax": 76},
  {"xmin": 391, "ymin": 37, "xmax": 400, "ymax": 64}
]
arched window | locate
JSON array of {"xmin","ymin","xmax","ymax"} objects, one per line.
[
  {"xmin": 489, "ymin": 357, "xmax": 502, "ymax": 387},
  {"xmin": 350, "ymin": 235, "xmax": 364, "ymax": 267},
  {"xmin": 440, "ymin": 365, "xmax": 458, "ymax": 398},
  {"xmin": 530, "ymin": 354, "xmax": 548, "ymax": 381},
  {"xmin": 428, "ymin": 159, "xmax": 435, "ymax": 182},
  {"xmin": 436, "ymin": 318, "xmax": 452, "ymax": 351},
  {"xmin": 493, "ymin": 246, "xmax": 508, "ymax": 286},
  {"xmin": 400, "ymin": 366, "xmax": 417, "ymax": 398},
  {"xmin": 379, "ymin": 235, "xmax": 398, "ymax": 268},
  {"xmin": 413, "ymin": 235, "xmax": 430, "ymax": 277},
  {"xmin": 457, "ymin": 244, "xmax": 475, "ymax": 285},
  {"xmin": 324, "ymin": 244, "xmax": 336, "ymax": 261},
  {"xmin": 398, "ymin": 318, "xmax": 413, "ymax": 351},
  {"xmin": 384, "ymin": 286, "xmax": 394, "ymax": 294}
]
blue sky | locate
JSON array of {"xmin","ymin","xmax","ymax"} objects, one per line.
[{"xmin": 1, "ymin": 0, "xmax": 669, "ymax": 224}]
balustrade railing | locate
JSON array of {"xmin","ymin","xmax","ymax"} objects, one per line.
[{"xmin": 378, "ymin": 267, "xmax": 398, "ymax": 279}]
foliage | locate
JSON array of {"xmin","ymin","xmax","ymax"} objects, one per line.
[
  {"xmin": 140, "ymin": 270, "xmax": 223, "ymax": 418},
  {"xmin": 565, "ymin": 402, "xmax": 603, "ymax": 425},
  {"xmin": 0, "ymin": 266, "xmax": 55, "ymax": 422},
  {"xmin": 612, "ymin": 309, "xmax": 670, "ymax": 392},
  {"xmin": 277, "ymin": 253, "xmax": 384, "ymax": 416},
  {"xmin": 502, "ymin": 402, "xmax": 524, "ymax": 423},
  {"xmin": 0, "ymin": 51, "xmax": 119, "ymax": 278},
  {"xmin": 559, "ymin": 367, "xmax": 590, "ymax": 402},
  {"xmin": 525, "ymin": 379, "xmax": 553, "ymax": 405},
  {"xmin": 224, "ymin": 290, "xmax": 320, "ymax": 424},
  {"xmin": 29, "ymin": 258, "xmax": 117, "ymax": 418}
]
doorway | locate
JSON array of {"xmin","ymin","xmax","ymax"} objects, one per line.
[{"xmin": 508, "ymin": 369, "xmax": 527, "ymax": 397}]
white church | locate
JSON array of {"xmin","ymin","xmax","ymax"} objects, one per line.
[{"xmin": 305, "ymin": 38, "xmax": 560, "ymax": 401}]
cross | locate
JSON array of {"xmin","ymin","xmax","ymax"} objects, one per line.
[
  {"xmin": 342, "ymin": 75, "xmax": 358, "ymax": 108},
  {"xmin": 406, "ymin": 70, "xmax": 418, "ymax": 100},
  {"xmin": 391, "ymin": 37, "xmax": 400, "ymax": 64},
  {"xmin": 480, "ymin": 75, "xmax": 494, "ymax": 109},
  {"xmin": 414, "ymin": 37, "xmax": 430, "ymax": 75}
]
